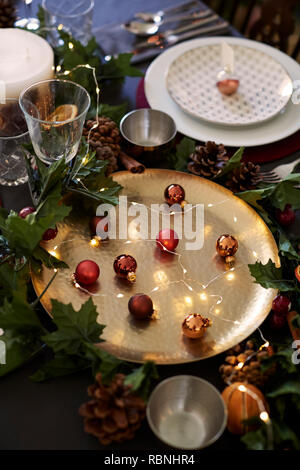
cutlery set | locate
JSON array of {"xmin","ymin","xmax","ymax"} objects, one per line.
[{"xmin": 124, "ymin": 1, "xmax": 229, "ymax": 63}]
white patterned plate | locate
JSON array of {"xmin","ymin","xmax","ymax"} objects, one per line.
[
  {"xmin": 166, "ymin": 44, "xmax": 292, "ymax": 126},
  {"xmin": 145, "ymin": 37, "xmax": 300, "ymax": 146}
]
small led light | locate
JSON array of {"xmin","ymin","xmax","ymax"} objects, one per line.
[
  {"xmin": 68, "ymin": 42, "xmax": 74, "ymax": 50},
  {"xmin": 184, "ymin": 296, "xmax": 193, "ymax": 306},
  {"xmin": 58, "ymin": 23, "xmax": 63, "ymax": 30},
  {"xmin": 236, "ymin": 362, "xmax": 244, "ymax": 370},
  {"xmin": 226, "ymin": 272, "xmax": 235, "ymax": 281},
  {"xmin": 54, "ymin": 268, "xmax": 58, "ymax": 273},
  {"xmin": 260, "ymin": 411, "xmax": 269, "ymax": 423},
  {"xmin": 90, "ymin": 237, "xmax": 100, "ymax": 247},
  {"xmin": 233, "ymin": 216, "xmax": 237, "ymax": 222},
  {"xmin": 117, "ymin": 293, "xmax": 124, "ymax": 298},
  {"xmin": 238, "ymin": 384, "xmax": 247, "ymax": 392},
  {"xmin": 200, "ymin": 292, "xmax": 207, "ymax": 301},
  {"xmin": 56, "ymin": 65, "xmax": 61, "ymax": 72}
]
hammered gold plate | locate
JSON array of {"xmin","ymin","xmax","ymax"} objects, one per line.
[{"xmin": 32, "ymin": 169, "xmax": 279, "ymax": 364}]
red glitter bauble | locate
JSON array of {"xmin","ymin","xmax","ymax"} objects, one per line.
[
  {"xmin": 128, "ymin": 293, "xmax": 154, "ymax": 320},
  {"xmin": 275, "ymin": 204, "xmax": 295, "ymax": 227},
  {"xmin": 42, "ymin": 226, "xmax": 58, "ymax": 241},
  {"xmin": 164, "ymin": 184, "xmax": 185, "ymax": 206},
  {"xmin": 269, "ymin": 311, "xmax": 287, "ymax": 330},
  {"xmin": 19, "ymin": 206, "xmax": 35, "ymax": 218},
  {"xmin": 113, "ymin": 254, "xmax": 137, "ymax": 282},
  {"xmin": 90, "ymin": 216, "xmax": 108, "ymax": 237},
  {"xmin": 272, "ymin": 295, "xmax": 291, "ymax": 315},
  {"xmin": 156, "ymin": 228, "xmax": 179, "ymax": 252},
  {"xmin": 75, "ymin": 259, "xmax": 100, "ymax": 285}
]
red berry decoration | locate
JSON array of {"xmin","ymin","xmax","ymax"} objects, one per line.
[
  {"xmin": 19, "ymin": 206, "xmax": 35, "ymax": 218},
  {"xmin": 114, "ymin": 254, "xmax": 137, "ymax": 282},
  {"xmin": 164, "ymin": 184, "xmax": 186, "ymax": 207},
  {"xmin": 272, "ymin": 294, "xmax": 291, "ymax": 315},
  {"xmin": 128, "ymin": 293, "xmax": 154, "ymax": 320},
  {"xmin": 42, "ymin": 226, "xmax": 58, "ymax": 241},
  {"xmin": 75, "ymin": 260, "xmax": 100, "ymax": 285},
  {"xmin": 275, "ymin": 204, "xmax": 295, "ymax": 227},
  {"xmin": 269, "ymin": 311, "xmax": 287, "ymax": 330},
  {"xmin": 156, "ymin": 228, "xmax": 179, "ymax": 252},
  {"xmin": 90, "ymin": 216, "xmax": 108, "ymax": 237}
]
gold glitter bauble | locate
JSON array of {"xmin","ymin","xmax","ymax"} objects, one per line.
[
  {"xmin": 216, "ymin": 234, "xmax": 238, "ymax": 257},
  {"xmin": 182, "ymin": 314, "xmax": 212, "ymax": 339}
]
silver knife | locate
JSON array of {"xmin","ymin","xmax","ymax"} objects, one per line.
[
  {"xmin": 130, "ymin": 20, "xmax": 229, "ymax": 64},
  {"xmin": 133, "ymin": 13, "xmax": 220, "ymax": 52}
]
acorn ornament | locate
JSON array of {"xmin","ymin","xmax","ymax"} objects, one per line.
[
  {"xmin": 182, "ymin": 314, "xmax": 212, "ymax": 339},
  {"xmin": 128, "ymin": 293, "xmax": 154, "ymax": 320},
  {"xmin": 164, "ymin": 184, "xmax": 187, "ymax": 208},
  {"xmin": 114, "ymin": 254, "xmax": 137, "ymax": 282},
  {"xmin": 216, "ymin": 234, "xmax": 238, "ymax": 266}
]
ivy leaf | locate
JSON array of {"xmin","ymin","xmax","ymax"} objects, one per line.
[
  {"xmin": 101, "ymin": 53, "xmax": 143, "ymax": 79},
  {"xmin": 269, "ymin": 173, "xmax": 300, "ymax": 211},
  {"xmin": 248, "ymin": 259, "xmax": 297, "ymax": 292},
  {"xmin": 42, "ymin": 298, "xmax": 105, "ymax": 355},
  {"xmin": 0, "ymin": 262, "xmax": 29, "ymax": 300},
  {"xmin": 215, "ymin": 146, "xmax": 245, "ymax": 179},
  {"xmin": 174, "ymin": 137, "xmax": 195, "ymax": 172},
  {"xmin": 261, "ymin": 348, "xmax": 298, "ymax": 374},
  {"xmin": 82, "ymin": 342, "xmax": 124, "ymax": 382},
  {"xmin": 30, "ymin": 354, "xmax": 89, "ymax": 382},
  {"xmin": 124, "ymin": 361, "xmax": 159, "ymax": 400}
]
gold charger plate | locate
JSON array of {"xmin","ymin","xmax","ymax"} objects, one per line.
[{"xmin": 32, "ymin": 169, "xmax": 279, "ymax": 364}]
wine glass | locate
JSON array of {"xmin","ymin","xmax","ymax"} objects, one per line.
[
  {"xmin": 0, "ymin": 98, "xmax": 29, "ymax": 186},
  {"xmin": 19, "ymin": 79, "xmax": 90, "ymax": 165}
]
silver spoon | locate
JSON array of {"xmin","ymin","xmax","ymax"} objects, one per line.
[{"xmin": 124, "ymin": 10, "xmax": 212, "ymax": 36}]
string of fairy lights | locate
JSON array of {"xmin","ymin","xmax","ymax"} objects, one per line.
[{"xmin": 34, "ymin": 23, "xmax": 275, "ymax": 445}]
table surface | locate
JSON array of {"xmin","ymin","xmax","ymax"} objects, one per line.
[{"xmin": 0, "ymin": 0, "xmax": 299, "ymax": 452}]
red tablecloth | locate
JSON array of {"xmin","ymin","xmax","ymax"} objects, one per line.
[{"xmin": 136, "ymin": 78, "xmax": 300, "ymax": 164}]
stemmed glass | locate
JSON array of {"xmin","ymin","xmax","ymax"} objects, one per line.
[
  {"xmin": 14, "ymin": 0, "xmax": 40, "ymax": 31},
  {"xmin": 19, "ymin": 79, "xmax": 90, "ymax": 165},
  {"xmin": 0, "ymin": 98, "xmax": 29, "ymax": 186}
]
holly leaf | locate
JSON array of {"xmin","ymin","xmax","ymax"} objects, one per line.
[
  {"xmin": 248, "ymin": 259, "xmax": 297, "ymax": 291},
  {"xmin": 32, "ymin": 245, "xmax": 69, "ymax": 271},
  {"xmin": 278, "ymin": 231, "xmax": 300, "ymax": 261},
  {"xmin": 101, "ymin": 53, "xmax": 143, "ymax": 79},
  {"xmin": 0, "ymin": 292, "xmax": 42, "ymax": 332},
  {"xmin": 0, "ymin": 330, "xmax": 42, "ymax": 378},
  {"xmin": 37, "ymin": 159, "xmax": 69, "ymax": 203},
  {"xmin": 30, "ymin": 354, "xmax": 89, "ymax": 382},
  {"xmin": 174, "ymin": 137, "xmax": 195, "ymax": 172},
  {"xmin": 42, "ymin": 298, "xmax": 105, "ymax": 355},
  {"xmin": 124, "ymin": 361, "xmax": 159, "ymax": 400},
  {"xmin": 82, "ymin": 342, "xmax": 124, "ymax": 381},
  {"xmin": 269, "ymin": 173, "xmax": 300, "ymax": 211},
  {"xmin": 267, "ymin": 380, "xmax": 300, "ymax": 398},
  {"xmin": 98, "ymin": 102, "xmax": 129, "ymax": 125},
  {"xmin": 215, "ymin": 146, "xmax": 245, "ymax": 179}
]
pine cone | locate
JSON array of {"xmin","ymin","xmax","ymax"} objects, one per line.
[
  {"xmin": 79, "ymin": 373, "xmax": 146, "ymax": 445},
  {"xmin": 219, "ymin": 340, "xmax": 275, "ymax": 388},
  {"xmin": 0, "ymin": 0, "xmax": 16, "ymax": 28},
  {"xmin": 83, "ymin": 116, "xmax": 121, "ymax": 174},
  {"xmin": 225, "ymin": 161, "xmax": 260, "ymax": 192},
  {"xmin": 188, "ymin": 141, "xmax": 229, "ymax": 178}
]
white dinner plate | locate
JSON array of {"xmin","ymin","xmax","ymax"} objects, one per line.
[
  {"xmin": 145, "ymin": 37, "xmax": 300, "ymax": 147},
  {"xmin": 166, "ymin": 44, "xmax": 292, "ymax": 126}
]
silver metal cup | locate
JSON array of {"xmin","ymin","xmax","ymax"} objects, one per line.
[
  {"xmin": 119, "ymin": 108, "xmax": 177, "ymax": 165},
  {"xmin": 146, "ymin": 375, "xmax": 227, "ymax": 449}
]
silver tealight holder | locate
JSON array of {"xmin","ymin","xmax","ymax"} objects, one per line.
[{"xmin": 146, "ymin": 375, "xmax": 227, "ymax": 450}]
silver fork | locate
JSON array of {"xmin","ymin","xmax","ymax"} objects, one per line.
[
  {"xmin": 134, "ymin": 0, "xmax": 199, "ymax": 23},
  {"xmin": 255, "ymin": 158, "xmax": 300, "ymax": 184}
]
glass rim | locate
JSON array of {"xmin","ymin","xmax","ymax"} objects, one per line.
[
  {"xmin": 19, "ymin": 79, "xmax": 91, "ymax": 126},
  {"xmin": 0, "ymin": 98, "xmax": 29, "ymax": 140},
  {"xmin": 42, "ymin": 0, "xmax": 94, "ymax": 19}
]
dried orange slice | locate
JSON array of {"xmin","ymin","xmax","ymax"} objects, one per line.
[
  {"xmin": 295, "ymin": 265, "xmax": 300, "ymax": 282},
  {"xmin": 47, "ymin": 104, "xmax": 78, "ymax": 122}
]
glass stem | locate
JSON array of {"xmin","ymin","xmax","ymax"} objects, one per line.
[{"xmin": 24, "ymin": 0, "xmax": 33, "ymax": 20}]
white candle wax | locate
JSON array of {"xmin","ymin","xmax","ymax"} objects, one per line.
[{"xmin": 0, "ymin": 28, "xmax": 54, "ymax": 99}]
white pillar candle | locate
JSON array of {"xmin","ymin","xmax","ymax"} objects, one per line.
[{"xmin": 0, "ymin": 28, "xmax": 54, "ymax": 99}]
